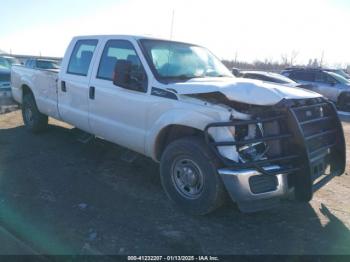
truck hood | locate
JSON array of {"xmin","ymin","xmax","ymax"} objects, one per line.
[{"xmin": 165, "ymin": 77, "xmax": 321, "ymax": 106}]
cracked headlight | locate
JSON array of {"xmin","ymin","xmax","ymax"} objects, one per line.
[
  {"xmin": 235, "ymin": 123, "xmax": 268, "ymax": 163},
  {"xmin": 227, "ymin": 126, "xmax": 235, "ymax": 136}
]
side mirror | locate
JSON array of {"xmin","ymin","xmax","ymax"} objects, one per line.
[{"xmin": 113, "ymin": 60, "xmax": 132, "ymax": 88}]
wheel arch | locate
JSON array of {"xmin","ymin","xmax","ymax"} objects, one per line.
[
  {"xmin": 22, "ymin": 84, "xmax": 34, "ymax": 97},
  {"xmin": 154, "ymin": 124, "xmax": 204, "ymax": 161}
]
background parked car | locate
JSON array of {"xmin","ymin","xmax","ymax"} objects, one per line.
[
  {"xmin": 25, "ymin": 58, "xmax": 60, "ymax": 70},
  {"xmin": 0, "ymin": 55, "xmax": 21, "ymax": 69},
  {"xmin": 282, "ymin": 68, "xmax": 350, "ymax": 111},
  {"xmin": 0, "ymin": 67, "xmax": 17, "ymax": 113},
  {"xmin": 231, "ymin": 67, "xmax": 241, "ymax": 77},
  {"xmin": 0, "ymin": 67, "xmax": 11, "ymax": 90}
]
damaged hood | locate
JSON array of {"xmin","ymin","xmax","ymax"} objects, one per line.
[{"xmin": 165, "ymin": 77, "xmax": 321, "ymax": 106}]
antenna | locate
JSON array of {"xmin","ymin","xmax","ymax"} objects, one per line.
[{"xmin": 170, "ymin": 9, "xmax": 175, "ymax": 40}]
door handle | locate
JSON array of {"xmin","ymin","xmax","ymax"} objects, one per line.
[
  {"xmin": 61, "ymin": 81, "xmax": 67, "ymax": 92},
  {"xmin": 89, "ymin": 86, "xmax": 95, "ymax": 100}
]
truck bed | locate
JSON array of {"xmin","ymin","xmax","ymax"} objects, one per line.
[{"xmin": 11, "ymin": 65, "xmax": 60, "ymax": 119}]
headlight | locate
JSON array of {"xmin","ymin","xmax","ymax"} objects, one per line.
[
  {"xmin": 227, "ymin": 126, "xmax": 235, "ymax": 136},
  {"xmin": 235, "ymin": 123, "xmax": 268, "ymax": 163}
]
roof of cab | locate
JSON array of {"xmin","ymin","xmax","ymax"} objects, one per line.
[
  {"xmin": 74, "ymin": 34, "xmax": 165, "ymax": 41},
  {"xmin": 72, "ymin": 35, "xmax": 197, "ymax": 46}
]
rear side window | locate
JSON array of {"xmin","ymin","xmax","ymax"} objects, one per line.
[{"xmin": 67, "ymin": 39, "xmax": 98, "ymax": 76}]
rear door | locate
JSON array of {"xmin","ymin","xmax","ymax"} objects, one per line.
[{"xmin": 58, "ymin": 39, "xmax": 98, "ymax": 132}]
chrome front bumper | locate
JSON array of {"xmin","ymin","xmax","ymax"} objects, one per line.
[{"xmin": 218, "ymin": 165, "xmax": 290, "ymax": 212}]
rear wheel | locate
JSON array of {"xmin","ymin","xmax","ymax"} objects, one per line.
[
  {"xmin": 160, "ymin": 137, "xmax": 227, "ymax": 215},
  {"xmin": 22, "ymin": 93, "xmax": 48, "ymax": 133}
]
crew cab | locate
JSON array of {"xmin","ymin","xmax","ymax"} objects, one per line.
[{"xmin": 11, "ymin": 35, "xmax": 346, "ymax": 214}]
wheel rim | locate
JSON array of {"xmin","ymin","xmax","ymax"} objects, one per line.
[
  {"xmin": 24, "ymin": 106, "xmax": 34, "ymax": 125},
  {"xmin": 171, "ymin": 157, "xmax": 204, "ymax": 199}
]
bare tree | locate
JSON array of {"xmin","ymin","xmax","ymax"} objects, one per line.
[
  {"xmin": 290, "ymin": 50, "xmax": 299, "ymax": 66},
  {"xmin": 281, "ymin": 53, "xmax": 289, "ymax": 66}
]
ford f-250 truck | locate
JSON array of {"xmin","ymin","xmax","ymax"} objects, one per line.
[{"xmin": 11, "ymin": 35, "xmax": 346, "ymax": 214}]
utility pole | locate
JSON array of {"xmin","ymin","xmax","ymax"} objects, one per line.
[
  {"xmin": 320, "ymin": 50, "xmax": 325, "ymax": 67},
  {"xmin": 234, "ymin": 51, "xmax": 238, "ymax": 63},
  {"xmin": 170, "ymin": 9, "xmax": 175, "ymax": 40}
]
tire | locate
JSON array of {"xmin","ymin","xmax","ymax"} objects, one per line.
[
  {"xmin": 22, "ymin": 92, "xmax": 48, "ymax": 133},
  {"xmin": 160, "ymin": 137, "xmax": 227, "ymax": 215}
]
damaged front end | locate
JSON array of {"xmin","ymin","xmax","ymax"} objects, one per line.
[{"xmin": 204, "ymin": 97, "xmax": 346, "ymax": 212}]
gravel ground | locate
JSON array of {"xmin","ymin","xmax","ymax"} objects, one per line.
[{"xmin": 0, "ymin": 110, "xmax": 349, "ymax": 255}]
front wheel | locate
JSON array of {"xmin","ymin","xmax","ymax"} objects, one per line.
[
  {"xmin": 160, "ymin": 137, "xmax": 227, "ymax": 215},
  {"xmin": 22, "ymin": 93, "xmax": 48, "ymax": 133}
]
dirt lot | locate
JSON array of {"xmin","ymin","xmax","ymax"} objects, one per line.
[{"xmin": 0, "ymin": 110, "xmax": 349, "ymax": 255}]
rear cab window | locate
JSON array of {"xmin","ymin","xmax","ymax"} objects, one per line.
[{"xmin": 67, "ymin": 39, "xmax": 98, "ymax": 76}]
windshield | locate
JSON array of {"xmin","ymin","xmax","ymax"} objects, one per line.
[
  {"xmin": 327, "ymin": 72, "xmax": 350, "ymax": 84},
  {"xmin": 140, "ymin": 39, "xmax": 233, "ymax": 81}
]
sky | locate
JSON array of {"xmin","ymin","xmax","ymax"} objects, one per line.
[{"xmin": 1, "ymin": 0, "xmax": 350, "ymax": 67}]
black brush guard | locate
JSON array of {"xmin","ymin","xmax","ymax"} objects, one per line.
[{"xmin": 204, "ymin": 98, "xmax": 346, "ymax": 201}]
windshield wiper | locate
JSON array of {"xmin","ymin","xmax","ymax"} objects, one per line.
[
  {"xmin": 210, "ymin": 74, "xmax": 231, "ymax": 77},
  {"xmin": 164, "ymin": 74, "xmax": 203, "ymax": 80}
]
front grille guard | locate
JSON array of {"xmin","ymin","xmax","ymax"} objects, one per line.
[
  {"xmin": 204, "ymin": 114, "xmax": 299, "ymax": 176},
  {"xmin": 204, "ymin": 98, "xmax": 346, "ymax": 200}
]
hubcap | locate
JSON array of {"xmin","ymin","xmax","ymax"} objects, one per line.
[{"xmin": 171, "ymin": 157, "xmax": 204, "ymax": 199}]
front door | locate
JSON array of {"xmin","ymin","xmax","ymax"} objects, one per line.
[{"xmin": 88, "ymin": 39, "xmax": 149, "ymax": 154}]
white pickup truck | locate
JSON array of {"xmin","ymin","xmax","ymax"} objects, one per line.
[{"xmin": 11, "ymin": 35, "xmax": 346, "ymax": 214}]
